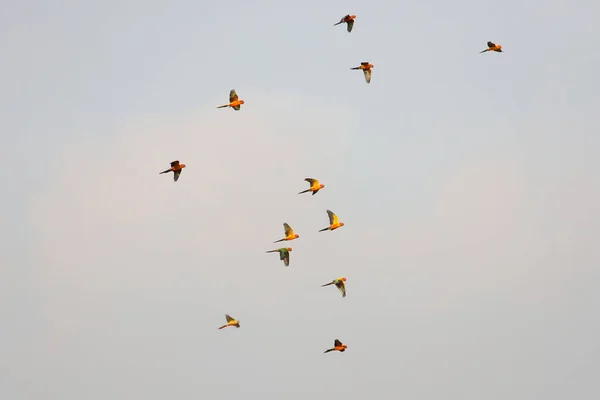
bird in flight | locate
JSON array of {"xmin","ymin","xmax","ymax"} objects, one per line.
[
  {"xmin": 334, "ymin": 14, "xmax": 356, "ymax": 33},
  {"xmin": 351, "ymin": 62, "xmax": 374, "ymax": 83},
  {"xmin": 159, "ymin": 160, "xmax": 186, "ymax": 182},
  {"xmin": 480, "ymin": 41, "xmax": 503, "ymax": 53},
  {"xmin": 217, "ymin": 89, "xmax": 245, "ymax": 110},
  {"xmin": 298, "ymin": 178, "xmax": 325, "ymax": 196},
  {"xmin": 266, "ymin": 248, "xmax": 292, "ymax": 267},
  {"xmin": 319, "ymin": 210, "xmax": 345, "ymax": 232},
  {"xmin": 321, "ymin": 277, "xmax": 347, "ymax": 298},
  {"xmin": 274, "ymin": 223, "xmax": 300, "ymax": 243},
  {"xmin": 324, "ymin": 339, "xmax": 347, "ymax": 353},
  {"xmin": 218, "ymin": 314, "xmax": 240, "ymax": 330}
]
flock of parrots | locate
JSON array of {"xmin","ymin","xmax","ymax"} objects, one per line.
[{"xmin": 157, "ymin": 12, "xmax": 503, "ymax": 354}]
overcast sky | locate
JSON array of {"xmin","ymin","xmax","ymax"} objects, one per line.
[{"xmin": 2, "ymin": 0, "xmax": 599, "ymax": 399}]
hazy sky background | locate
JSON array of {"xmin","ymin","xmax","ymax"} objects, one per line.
[{"xmin": 2, "ymin": 0, "xmax": 599, "ymax": 399}]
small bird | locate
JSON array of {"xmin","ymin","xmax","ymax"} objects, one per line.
[
  {"xmin": 334, "ymin": 14, "xmax": 356, "ymax": 33},
  {"xmin": 298, "ymin": 178, "xmax": 325, "ymax": 196},
  {"xmin": 324, "ymin": 339, "xmax": 347, "ymax": 353},
  {"xmin": 217, "ymin": 89, "xmax": 245, "ymax": 110},
  {"xmin": 274, "ymin": 223, "xmax": 299, "ymax": 243},
  {"xmin": 321, "ymin": 277, "xmax": 347, "ymax": 298},
  {"xmin": 218, "ymin": 314, "xmax": 240, "ymax": 330},
  {"xmin": 266, "ymin": 247, "xmax": 292, "ymax": 267},
  {"xmin": 351, "ymin": 62, "xmax": 374, "ymax": 83},
  {"xmin": 319, "ymin": 209, "xmax": 344, "ymax": 232},
  {"xmin": 480, "ymin": 41, "xmax": 503, "ymax": 53},
  {"xmin": 159, "ymin": 160, "xmax": 186, "ymax": 182}
]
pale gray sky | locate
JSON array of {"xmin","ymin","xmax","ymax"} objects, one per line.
[{"xmin": 2, "ymin": 1, "xmax": 600, "ymax": 399}]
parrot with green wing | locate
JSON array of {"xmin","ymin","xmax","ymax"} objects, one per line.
[
  {"xmin": 321, "ymin": 277, "xmax": 347, "ymax": 297},
  {"xmin": 266, "ymin": 247, "xmax": 292, "ymax": 267},
  {"xmin": 334, "ymin": 15, "xmax": 356, "ymax": 33}
]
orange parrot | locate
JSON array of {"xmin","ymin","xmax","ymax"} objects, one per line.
[
  {"xmin": 334, "ymin": 14, "xmax": 356, "ymax": 33},
  {"xmin": 274, "ymin": 223, "xmax": 299, "ymax": 243},
  {"xmin": 321, "ymin": 277, "xmax": 346, "ymax": 298},
  {"xmin": 159, "ymin": 160, "xmax": 186, "ymax": 182},
  {"xmin": 480, "ymin": 41, "xmax": 503, "ymax": 53},
  {"xmin": 351, "ymin": 62, "xmax": 373, "ymax": 83},
  {"xmin": 218, "ymin": 314, "xmax": 240, "ymax": 330},
  {"xmin": 298, "ymin": 178, "xmax": 325, "ymax": 196},
  {"xmin": 324, "ymin": 339, "xmax": 347, "ymax": 353},
  {"xmin": 217, "ymin": 89, "xmax": 245, "ymax": 110},
  {"xmin": 319, "ymin": 209, "xmax": 344, "ymax": 232}
]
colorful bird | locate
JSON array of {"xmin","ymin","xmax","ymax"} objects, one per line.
[
  {"xmin": 159, "ymin": 160, "xmax": 186, "ymax": 182},
  {"xmin": 351, "ymin": 62, "xmax": 373, "ymax": 83},
  {"xmin": 480, "ymin": 41, "xmax": 503, "ymax": 53},
  {"xmin": 218, "ymin": 314, "xmax": 240, "ymax": 330},
  {"xmin": 324, "ymin": 339, "xmax": 347, "ymax": 353},
  {"xmin": 217, "ymin": 89, "xmax": 245, "ymax": 110},
  {"xmin": 319, "ymin": 210, "xmax": 344, "ymax": 232},
  {"xmin": 274, "ymin": 223, "xmax": 300, "ymax": 243},
  {"xmin": 266, "ymin": 247, "xmax": 292, "ymax": 267},
  {"xmin": 321, "ymin": 277, "xmax": 347, "ymax": 298},
  {"xmin": 298, "ymin": 178, "xmax": 325, "ymax": 196},
  {"xmin": 334, "ymin": 14, "xmax": 356, "ymax": 33}
]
